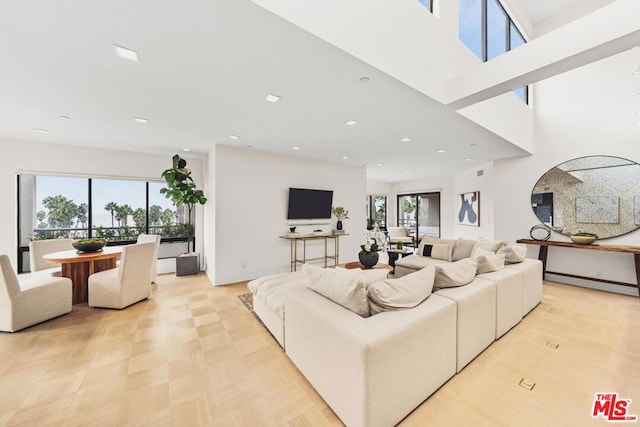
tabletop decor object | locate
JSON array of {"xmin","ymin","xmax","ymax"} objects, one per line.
[{"xmin": 72, "ymin": 238, "xmax": 107, "ymax": 253}]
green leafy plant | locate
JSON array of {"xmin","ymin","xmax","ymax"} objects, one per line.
[
  {"xmin": 366, "ymin": 218, "xmax": 376, "ymax": 230},
  {"xmin": 161, "ymin": 155, "xmax": 207, "ymax": 252},
  {"xmin": 331, "ymin": 206, "xmax": 349, "ymax": 221}
]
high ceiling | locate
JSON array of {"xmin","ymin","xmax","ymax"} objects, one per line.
[{"xmin": 0, "ymin": 0, "xmax": 630, "ymax": 182}]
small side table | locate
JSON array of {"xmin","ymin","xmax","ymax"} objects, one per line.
[
  {"xmin": 387, "ymin": 248, "xmax": 413, "ymax": 272},
  {"xmin": 342, "ymin": 262, "xmax": 394, "ymax": 275}
]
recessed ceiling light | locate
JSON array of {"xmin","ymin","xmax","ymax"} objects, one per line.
[
  {"xmin": 182, "ymin": 148, "xmax": 191, "ymax": 152},
  {"xmin": 33, "ymin": 128, "xmax": 49, "ymax": 134},
  {"xmin": 59, "ymin": 115, "xmax": 71, "ymax": 120},
  {"xmin": 292, "ymin": 146, "xmax": 300, "ymax": 150},
  {"xmin": 359, "ymin": 77, "xmax": 370, "ymax": 83},
  {"xmin": 377, "ymin": 163, "xmax": 384, "ymax": 167},
  {"xmin": 345, "ymin": 120, "xmax": 358, "ymax": 126},
  {"xmin": 134, "ymin": 117, "xmax": 149, "ymax": 124},
  {"xmin": 401, "ymin": 137, "xmax": 412, "ymax": 142},
  {"xmin": 436, "ymin": 149, "xmax": 446, "ymax": 153},
  {"xmin": 404, "ymin": 168, "xmax": 412, "ymax": 172},
  {"xmin": 112, "ymin": 44, "xmax": 140, "ymax": 62},
  {"xmin": 464, "ymin": 157, "xmax": 473, "ymax": 161},
  {"xmin": 229, "ymin": 135, "xmax": 240, "ymax": 140},
  {"xmin": 341, "ymin": 156, "xmax": 349, "ymax": 160},
  {"xmin": 265, "ymin": 94, "xmax": 281, "ymax": 103}
]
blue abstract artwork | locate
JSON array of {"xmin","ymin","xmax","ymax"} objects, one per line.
[{"xmin": 457, "ymin": 191, "xmax": 480, "ymax": 226}]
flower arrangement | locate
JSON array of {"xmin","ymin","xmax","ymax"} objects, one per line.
[
  {"xmin": 331, "ymin": 206, "xmax": 349, "ymax": 221},
  {"xmin": 359, "ymin": 238, "xmax": 380, "ymax": 255}
]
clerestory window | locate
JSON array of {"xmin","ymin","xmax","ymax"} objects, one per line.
[{"xmin": 459, "ymin": 0, "xmax": 529, "ymax": 103}]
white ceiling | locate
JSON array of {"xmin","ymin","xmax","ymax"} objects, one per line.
[{"xmin": 0, "ymin": 0, "xmax": 629, "ymax": 182}]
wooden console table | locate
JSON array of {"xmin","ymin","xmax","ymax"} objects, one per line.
[
  {"xmin": 517, "ymin": 239, "xmax": 640, "ymax": 296},
  {"xmin": 280, "ymin": 233, "xmax": 347, "ymax": 272}
]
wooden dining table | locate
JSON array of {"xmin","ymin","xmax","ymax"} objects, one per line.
[{"xmin": 43, "ymin": 246, "xmax": 123, "ymax": 304}]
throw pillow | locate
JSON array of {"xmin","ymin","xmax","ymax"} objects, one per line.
[
  {"xmin": 303, "ymin": 264, "xmax": 370, "ymax": 317},
  {"xmin": 368, "ymin": 265, "xmax": 436, "ymax": 315},
  {"xmin": 422, "ymin": 244, "xmax": 433, "ymax": 257},
  {"xmin": 471, "ymin": 246, "xmax": 494, "ymax": 258},
  {"xmin": 434, "ymin": 258, "xmax": 478, "ymax": 288},
  {"xmin": 476, "ymin": 253, "xmax": 506, "ymax": 274},
  {"xmin": 417, "ymin": 237, "xmax": 456, "ymax": 257},
  {"xmin": 497, "ymin": 244, "xmax": 527, "ymax": 264},
  {"xmin": 452, "ymin": 238, "xmax": 477, "ymax": 261},
  {"xmin": 474, "ymin": 239, "xmax": 507, "ymax": 253}
]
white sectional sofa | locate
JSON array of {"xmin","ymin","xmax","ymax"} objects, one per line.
[{"xmin": 247, "ymin": 238, "xmax": 543, "ymax": 427}]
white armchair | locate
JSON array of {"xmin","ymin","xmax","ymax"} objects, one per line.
[
  {"xmin": 29, "ymin": 238, "xmax": 74, "ymax": 275},
  {"xmin": 0, "ymin": 254, "xmax": 72, "ymax": 332},
  {"xmin": 88, "ymin": 242, "xmax": 156, "ymax": 309},
  {"xmin": 387, "ymin": 227, "xmax": 414, "ymax": 247}
]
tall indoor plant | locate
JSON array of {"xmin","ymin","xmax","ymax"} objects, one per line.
[{"xmin": 161, "ymin": 154, "xmax": 207, "ymax": 255}]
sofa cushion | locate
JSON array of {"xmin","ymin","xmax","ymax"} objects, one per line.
[
  {"xmin": 471, "ymin": 246, "xmax": 494, "ymax": 258},
  {"xmin": 421, "ymin": 243, "xmax": 452, "ymax": 261},
  {"xmin": 434, "ymin": 258, "xmax": 478, "ymax": 288},
  {"xmin": 452, "ymin": 238, "xmax": 477, "ymax": 261},
  {"xmin": 368, "ymin": 266, "xmax": 436, "ymax": 315},
  {"xmin": 395, "ymin": 254, "xmax": 451, "ymax": 272},
  {"xmin": 474, "ymin": 239, "xmax": 507, "ymax": 253},
  {"xmin": 303, "ymin": 264, "xmax": 370, "ymax": 317},
  {"xmin": 335, "ymin": 266, "xmax": 390, "ymax": 287},
  {"xmin": 497, "ymin": 244, "xmax": 527, "ymax": 264},
  {"xmin": 476, "ymin": 253, "xmax": 506, "ymax": 274}
]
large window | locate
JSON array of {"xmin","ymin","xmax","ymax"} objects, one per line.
[
  {"xmin": 366, "ymin": 195, "xmax": 387, "ymax": 230},
  {"xmin": 17, "ymin": 174, "xmax": 188, "ymax": 273},
  {"xmin": 397, "ymin": 192, "xmax": 440, "ymax": 243},
  {"xmin": 459, "ymin": 0, "xmax": 529, "ymax": 102}
]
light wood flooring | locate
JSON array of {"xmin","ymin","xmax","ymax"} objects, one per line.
[{"xmin": 1, "ymin": 273, "xmax": 639, "ymax": 426}]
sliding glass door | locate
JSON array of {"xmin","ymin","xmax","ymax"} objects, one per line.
[{"xmin": 397, "ymin": 192, "xmax": 440, "ymax": 244}]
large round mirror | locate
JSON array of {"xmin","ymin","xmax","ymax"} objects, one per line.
[{"xmin": 531, "ymin": 155, "xmax": 640, "ymax": 239}]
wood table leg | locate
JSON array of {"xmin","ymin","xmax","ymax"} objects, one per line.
[
  {"xmin": 634, "ymin": 254, "xmax": 640, "ymax": 297},
  {"xmin": 62, "ymin": 262, "xmax": 90, "ymax": 304},
  {"xmin": 538, "ymin": 246, "xmax": 548, "ymax": 280}
]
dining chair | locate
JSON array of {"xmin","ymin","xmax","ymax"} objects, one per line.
[
  {"xmin": 0, "ymin": 254, "xmax": 72, "ymax": 332},
  {"xmin": 29, "ymin": 238, "xmax": 74, "ymax": 275},
  {"xmin": 88, "ymin": 242, "xmax": 155, "ymax": 309},
  {"xmin": 135, "ymin": 234, "xmax": 161, "ymax": 283}
]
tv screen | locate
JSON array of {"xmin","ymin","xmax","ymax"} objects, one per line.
[{"xmin": 287, "ymin": 188, "xmax": 333, "ymax": 220}]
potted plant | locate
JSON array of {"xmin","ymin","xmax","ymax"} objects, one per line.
[
  {"xmin": 366, "ymin": 218, "xmax": 376, "ymax": 230},
  {"xmin": 161, "ymin": 154, "xmax": 207, "ymax": 275},
  {"xmin": 359, "ymin": 236, "xmax": 380, "ymax": 268},
  {"xmin": 331, "ymin": 206, "xmax": 349, "ymax": 231}
]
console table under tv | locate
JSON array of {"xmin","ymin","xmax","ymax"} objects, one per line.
[{"xmin": 280, "ymin": 233, "xmax": 348, "ymax": 272}]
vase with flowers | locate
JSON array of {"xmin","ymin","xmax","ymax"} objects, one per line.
[
  {"xmin": 331, "ymin": 206, "xmax": 349, "ymax": 231},
  {"xmin": 359, "ymin": 237, "xmax": 380, "ymax": 268}
]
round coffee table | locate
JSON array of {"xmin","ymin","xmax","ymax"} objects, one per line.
[{"xmin": 342, "ymin": 261, "xmax": 394, "ymax": 274}]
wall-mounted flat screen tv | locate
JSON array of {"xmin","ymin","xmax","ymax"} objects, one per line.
[{"xmin": 287, "ymin": 188, "xmax": 333, "ymax": 220}]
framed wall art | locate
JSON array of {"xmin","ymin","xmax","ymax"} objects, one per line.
[{"xmin": 457, "ymin": 191, "xmax": 480, "ymax": 226}]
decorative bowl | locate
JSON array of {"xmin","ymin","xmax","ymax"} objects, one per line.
[
  {"xmin": 72, "ymin": 238, "xmax": 107, "ymax": 252},
  {"xmin": 570, "ymin": 235, "xmax": 596, "ymax": 245}
]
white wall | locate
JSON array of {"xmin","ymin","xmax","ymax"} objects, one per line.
[
  {"xmin": 210, "ymin": 145, "xmax": 366, "ymax": 285},
  {"xmin": 0, "ymin": 138, "xmax": 205, "ymax": 272}
]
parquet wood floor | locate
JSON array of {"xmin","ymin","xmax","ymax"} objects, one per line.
[{"xmin": 0, "ymin": 273, "xmax": 638, "ymax": 426}]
